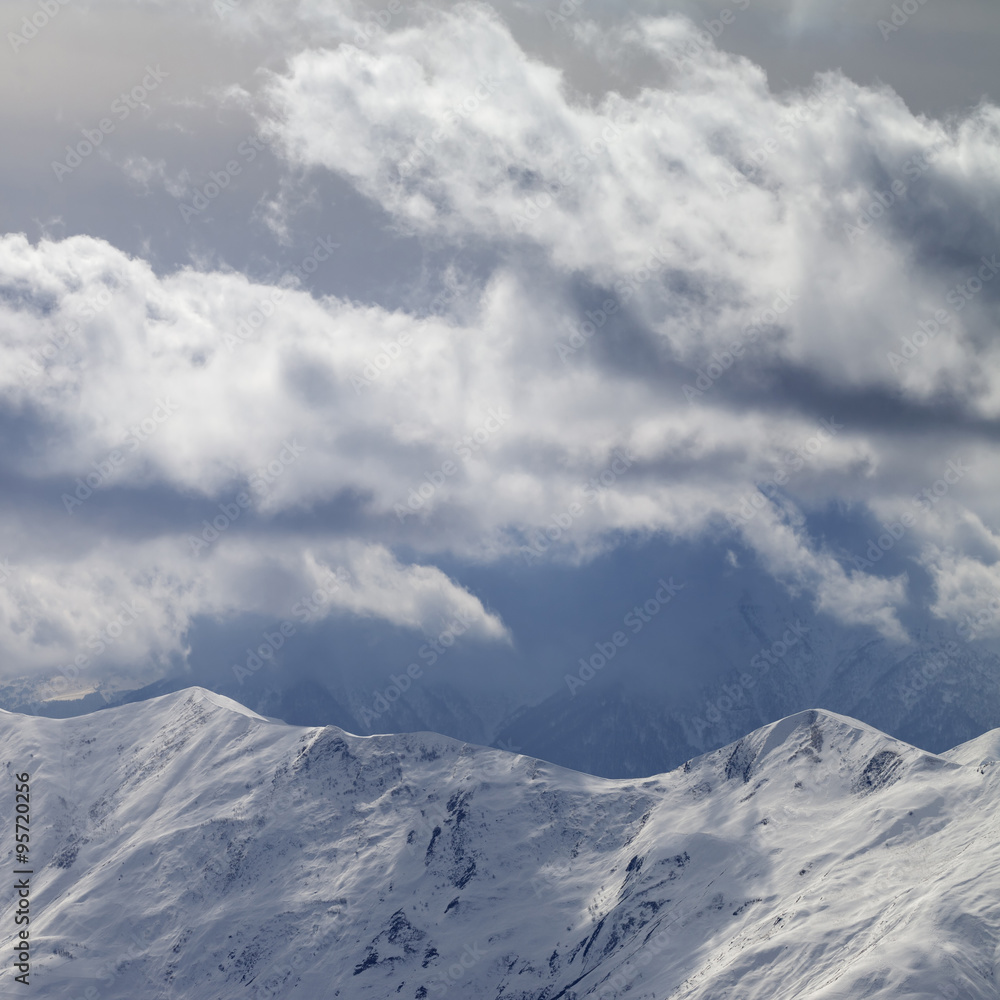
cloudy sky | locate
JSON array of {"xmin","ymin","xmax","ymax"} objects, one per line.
[{"xmin": 2, "ymin": 0, "xmax": 1000, "ymax": 713}]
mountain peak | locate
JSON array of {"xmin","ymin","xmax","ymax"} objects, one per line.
[
  {"xmin": 698, "ymin": 707, "xmax": 957, "ymax": 794},
  {"xmin": 172, "ymin": 686, "xmax": 273, "ymax": 721},
  {"xmin": 100, "ymin": 685, "xmax": 274, "ymax": 724}
]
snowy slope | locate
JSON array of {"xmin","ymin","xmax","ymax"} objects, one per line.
[{"xmin": 1, "ymin": 689, "xmax": 998, "ymax": 998}]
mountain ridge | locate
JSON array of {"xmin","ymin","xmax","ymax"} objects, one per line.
[{"xmin": 2, "ymin": 689, "xmax": 998, "ymax": 997}]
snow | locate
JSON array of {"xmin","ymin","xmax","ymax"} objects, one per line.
[
  {"xmin": 942, "ymin": 728, "xmax": 1000, "ymax": 767},
  {"xmin": 185, "ymin": 685, "xmax": 272, "ymax": 722},
  {"xmin": 0, "ymin": 691, "xmax": 997, "ymax": 998}
]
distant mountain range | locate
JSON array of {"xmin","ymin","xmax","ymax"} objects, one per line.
[{"xmin": 495, "ymin": 611, "xmax": 1000, "ymax": 778}]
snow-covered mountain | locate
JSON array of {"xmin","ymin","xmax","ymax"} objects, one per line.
[{"xmin": 1, "ymin": 688, "xmax": 998, "ymax": 998}]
